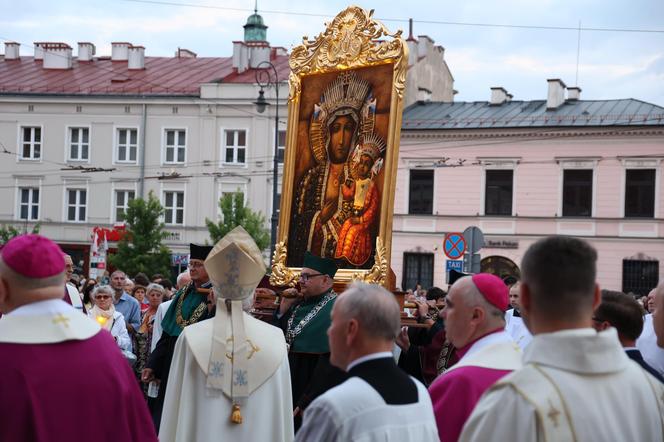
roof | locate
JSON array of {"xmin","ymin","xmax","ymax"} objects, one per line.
[
  {"xmin": 402, "ymin": 99, "xmax": 664, "ymax": 130},
  {"xmin": 0, "ymin": 54, "xmax": 290, "ymax": 96}
]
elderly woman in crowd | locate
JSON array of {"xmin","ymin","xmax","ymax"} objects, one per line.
[
  {"xmin": 88, "ymin": 285, "xmax": 132, "ymax": 352},
  {"xmin": 133, "ymin": 283, "xmax": 165, "ymax": 392}
]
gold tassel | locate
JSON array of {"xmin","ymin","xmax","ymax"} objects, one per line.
[{"xmin": 230, "ymin": 404, "xmax": 243, "ymax": 424}]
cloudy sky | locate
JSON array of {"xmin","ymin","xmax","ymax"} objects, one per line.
[{"xmin": 3, "ymin": 0, "xmax": 663, "ymax": 105}]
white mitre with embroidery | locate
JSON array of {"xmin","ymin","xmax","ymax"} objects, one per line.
[{"xmin": 187, "ymin": 226, "xmax": 286, "ymax": 424}]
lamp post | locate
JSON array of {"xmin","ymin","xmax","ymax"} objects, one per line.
[{"xmin": 253, "ymin": 61, "xmax": 280, "ymax": 260}]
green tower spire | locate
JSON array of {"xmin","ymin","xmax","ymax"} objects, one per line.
[{"xmin": 243, "ymin": 1, "xmax": 268, "ymax": 42}]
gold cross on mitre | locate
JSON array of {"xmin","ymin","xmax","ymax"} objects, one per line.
[
  {"xmin": 52, "ymin": 313, "xmax": 70, "ymax": 328},
  {"xmin": 547, "ymin": 399, "xmax": 561, "ymax": 427}
]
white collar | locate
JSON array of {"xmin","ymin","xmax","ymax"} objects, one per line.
[
  {"xmin": 462, "ymin": 330, "xmax": 513, "ymax": 361},
  {"xmin": 6, "ymin": 299, "xmax": 71, "ymax": 316},
  {"xmin": 346, "ymin": 351, "xmax": 393, "ymax": 371}
]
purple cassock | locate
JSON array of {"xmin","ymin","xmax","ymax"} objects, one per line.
[{"xmin": 0, "ymin": 329, "xmax": 157, "ymax": 442}]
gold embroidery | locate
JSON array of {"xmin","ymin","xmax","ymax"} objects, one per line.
[
  {"xmin": 52, "ymin": 314, "xmax": 70, "ymax": 328},
  {"xmin": 547, "ymin": 399, "xmax": 561, "ymax": 426},
  {"xmin": 175, "ymin": 283, "xmax": 207, "ymax": 328},
  {"xmin": 246, "ymin": 339, "xmax": 260, "ymax": 360}
]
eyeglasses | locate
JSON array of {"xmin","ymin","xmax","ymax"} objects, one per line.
[
  {"xmin": 299, "ymin": 272, "xmax": 326, "ymax": 282},
  {"xmin": 96, "ymin": 295, "xmax": 111, "ymax": 300}
]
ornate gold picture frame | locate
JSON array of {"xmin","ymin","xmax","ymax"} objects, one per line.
[{"xmin": 271, "ymin": 6, "xmax": 408, "ymax": 288}]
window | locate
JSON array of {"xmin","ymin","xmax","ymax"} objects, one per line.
[
  {"xmin": 622, "ymin": 259, "xmax": 659, "ymax": 296},
  {"xmin": 220, "ymin": 191, "xmax": 244, "ymax": 217},
  {"xmin": 68, "ymin": 127, "xmax": 89, "ymax": 161},
  {"xmin": 223, "ymin": 130, "xmax": 246, "ymax": 164},
  {"xmin": 115, "ymin": 190, "xmax": 135, "ymax": 222},
  {"xmin": 66, "ymin": 188, "xmax": 87, "ymax": 222},
  {"xmin": 164, "ymin": 129, "xmax": 186, "ymax": 164},
  {"xmin": 562, "ymin": 169, "xmax": 593, "ymax": 217},
  {"xmin": 18, "ymin": 187, "xmax": 39, "ymax": 220},
  {"xmin": 485, "ymin": 170, "xmax": 513, "ymax": 216},
  {"xmin": 402, "ymin": 252, "xmax": 434, "ymax": 291},
  {"xmin": 625, "ymin": 169, "xmax": 655, "ymax": 218},
  {"xmin": 408, "ymin": 170, "xmax": 434, "ymax": 214},
  {"xmin": 164, "ymin": 191, "xmax": 184, "ymax": 225},
  {"xmin": 116, "ymin": 128, "xmax": 138, "ymax": 163},
  {"xmin": 20, "ymin": 126, "xmax": 41, "ymax": 160},
  {"xmin": 277, "ymin": 130, "xmax": 286, "ymax": 163}
]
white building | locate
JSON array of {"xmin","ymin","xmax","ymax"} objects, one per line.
[{"xmin": 0, "ymin": 13, "xmax": 454, "ymax": 276}]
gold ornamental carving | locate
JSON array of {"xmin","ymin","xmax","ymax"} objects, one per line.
[
  {"xmin": 288, "ymin": 6, "xmax": 408, "ymax": 101},
  {"xmin": 351, "ymin": 238, "xmax": 388, "ymax": 285}
]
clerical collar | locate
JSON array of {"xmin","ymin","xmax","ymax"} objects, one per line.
[
  {"xmin": 346, "ymin": 351, "xmax": 394, "ymax": 372},
  {"xmin": 456, "ymin": 327, "xmax": 508, "ymax": 360}
]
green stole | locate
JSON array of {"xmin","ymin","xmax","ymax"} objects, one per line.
[
  {"xmin": 288, "ymin": 289, "xmax": 336, "ymax": 354},
  {"xmin": 161, "ymin": 282, "xmax": 210, "ymax": 338}
]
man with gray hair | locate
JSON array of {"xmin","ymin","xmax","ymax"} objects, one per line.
[{"xmin": 296, "ymin": 282, "xmax": 439, "ymax": 441}]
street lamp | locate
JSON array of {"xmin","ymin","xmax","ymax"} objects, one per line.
[{"xmin": 253, "ymin": 61, "xmax": 280, "ymax": 260}]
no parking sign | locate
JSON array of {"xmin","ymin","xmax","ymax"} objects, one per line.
[{"xmin": 443, "ymin": 232, "xmax": 466, "ymax": 260}]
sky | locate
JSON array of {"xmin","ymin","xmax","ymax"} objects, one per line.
[{"xmin": 2, "ymin": 0, "xmax": 664, "ymax": 105}]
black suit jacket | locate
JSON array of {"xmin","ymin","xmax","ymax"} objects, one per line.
[
  {"xmin": 625, "ymin": 349, "xmax": 664, "ymax": 383},
  {"xmin": 348, "ymin": 356, "xmax": 419, "ymax": 405}
]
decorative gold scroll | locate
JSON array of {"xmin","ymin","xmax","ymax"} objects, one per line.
[{"xmin": 271, "ymin": 6, "xmax": 408, "ymax": 288}]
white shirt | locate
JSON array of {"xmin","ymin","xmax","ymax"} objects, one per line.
[
  {"xmin": 504, "ymin": 309, "xmax": 533, "ymax": 350},
  {"xmin": 88, "ymin": 310, "xmax": 132, "ymax": 353},
  {"xmin": 636, "ymin": 313, "xmax": 664, "ymax": 377},
  {"xmin": 151, "ymin": 299, "xmax": 173, "ymax": 352}
]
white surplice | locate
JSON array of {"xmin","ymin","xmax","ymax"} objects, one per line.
[
  {"xmin": 504, "ymin": 308, "xmax": 532, "ymax": 350},
  {"xmin": 297, "ymin": 376, "xmax": 439, "ymax": 442},
  {"xmin": 159, "ymin": 313, "xmax": 294, "ymax": 442},
  {"xmin": 460, "ymin": 328, "xmax": 664, "ymax": 442},
  {"xmin": 637, "ymin": 313, "xmax": 664, "ymax": 377}
]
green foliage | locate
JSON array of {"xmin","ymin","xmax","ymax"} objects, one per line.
[
  {"xmin": 206, "ymin": 191, "xmax": 270, "ymax": 251},
  {"xmin": 108, "ymin": 191, "xmax": 171, "ymax": 277},
  {"xmin": 0, "ymin": 223, "xmax": 40, "ymax": 246}
]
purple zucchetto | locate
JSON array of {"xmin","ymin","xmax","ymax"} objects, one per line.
[{"xmin": 0, "ymin": 234, "xmax": 65, "ymax": 279}]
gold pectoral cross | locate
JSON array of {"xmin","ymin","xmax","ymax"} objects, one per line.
[{"xmin": 52, "ymin": 314, "xmax": 70, "ymax": 328}]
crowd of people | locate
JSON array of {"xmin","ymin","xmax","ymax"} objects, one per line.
[{"xmin": 1, "ymin": 232, "xmax": 663, "ymax": 442}]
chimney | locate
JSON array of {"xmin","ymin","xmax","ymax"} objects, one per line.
[
  {"xmin": 546, "ymin": 78, "xmax": 567, "ymax": 109},
  {"xmin": 232, "ymin": 41, "xmax": 249, "ymax": 73},
  {"xmin": 490, "ymin": 87, "xmax": 509, "ymax": 105},
  {"xmin": 77, "ymin": 42, "xmax": 95, "ymax": 62},
  {"xmin": 417, "ymin": 87, "xmax": 432, "ymax": 103},
  {"xmin": 128, "ymin": 45, "xmax": 145, "ymax": 69},
  {"xmin": 4, "ymin": 42, "xmax": 20, "ymax": 60},
  {"xmin": 175, "ymin": 48, "xmax": 197, "ymax": 58},
  {"xmin": 249, "ymin": 42, "xmax": 270, "ymax": 68},
  {"xmin": 567, "ymin": 86, "xmax": 582, "ymax": 101},
  {"xmin": 43, "ymin": 43, "xmax": 73, "ymax": 69},
  {"xmin": 111, "ymin": 42, "xmax": 131, "ymax": 61},
  {"xmin": 417, "ymin": 35, "xmax": 434, "ymax": 59},
  {"xmin": 34, "ymin": 42, "xmax": 45, "ymax": 60}
]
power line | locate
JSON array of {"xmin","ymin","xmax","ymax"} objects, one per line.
[{"xmin": 121, "ymin": 0, "xmax": 664, "ymax": 34}]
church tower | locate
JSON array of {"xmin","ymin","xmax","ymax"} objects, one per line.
[{"xmin": 243, "ymin": 2, "xmax": 268, "ymax": 42}]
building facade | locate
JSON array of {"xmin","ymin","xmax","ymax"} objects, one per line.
[
  {"xmin": 0, "ymin": 13, "xmax": 454, "ymax": 276},
  {"xmin": 393, "ymin": 80, "xmax": 664, "ymax": 295}
]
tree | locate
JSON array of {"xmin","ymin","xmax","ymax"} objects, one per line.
[
  {"xmin": 206, "ymin": 191, "xmax": 270, "ymax": 251},
  {"xmin": 0, "ymin": 223, "xmax": 40, "ymax": 246},
  {"xmin": 108, "ymin": 191, "xmax": 171, "ymax": 277}
]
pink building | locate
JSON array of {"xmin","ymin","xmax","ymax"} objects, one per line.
[{"xmin": 393, "ymin": 79, "xmax": 664, "ymax": 296}]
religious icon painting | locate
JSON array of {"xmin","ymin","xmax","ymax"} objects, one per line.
[{"xmin": 271, "ymin": 6, "xmax": 409, "ymax": 288}]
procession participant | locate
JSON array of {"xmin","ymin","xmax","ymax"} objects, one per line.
[
  {"xmin": 110, "ymin": 270, "xmax": 141, "ymax": 332},
  {"xmin": 160, "ymin": 227, "xmax": 294, "ymax": 442},
  {"xmin": 0, "ymin": 234, "xmax": 157, "ymax": 442},
  {"xmin": 504, "ymin": 281, "xmax": 532, "ymax": 350},
  {"xmin": 63, "ymin": 254, "xmax": 85, "ymax": 313},
  {"xmin": 88, "ymin": 285, "xmax": 132, "ymax": 353},
  {"xmin": 151, "ymin": 271, "xmax": 190, "ymax": 352},
  {"xmin": 428, "ymin": 273, "xmax": 522, "ymax": 442},
  {"xmin": 592, "ymin": 289, "xmax": 663, "ymax": 382},
  {"xmin": 142, "ymin": 244, "xmax": 213, "ymax": 431},
  {"xmin": 461, "ymin": 236, "xmax": 664, "ymax": 442},
  {"xmin": 637, "ymin": 287, "xmax": 664, "ymax": 377},
  {"xmin": 297, "ymin": 282, "xmax": 439, "ymax": 441},
  {"xmin": 273, "ymin": 251, "xmax": 346, "ymax": 426},
  {"xmin": 653, "ymin": 281, "xmax": 664, "ymax": 348}
]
